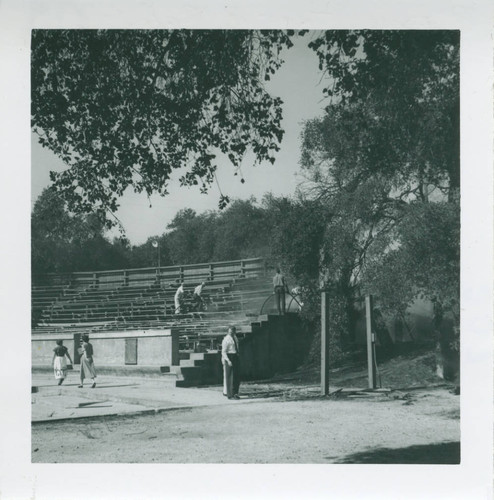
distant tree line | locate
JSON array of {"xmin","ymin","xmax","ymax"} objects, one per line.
[{"xmin": 31, "ymin": 189, "xmax": 325, "ymax": 279}]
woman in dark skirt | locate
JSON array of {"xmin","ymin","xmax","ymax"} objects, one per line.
[
  {"xmin": 52, "ymin": 340, "xmax": 73, "ymax": 386},
  {"xmin": 79, "ymin": 335, "xmax": 97, "ymax": 388}
]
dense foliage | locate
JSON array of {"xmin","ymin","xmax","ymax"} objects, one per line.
[
  {"xmin": 32, "ymin": 191, "xmax": 319, "ymax": 278},
  {"xmin": 362, "ymin": 202, "xmax": 460, "ymax": 321},
  {"xmin": 296, "ymin": 30, "xmax": 460, "ymax": 364}
]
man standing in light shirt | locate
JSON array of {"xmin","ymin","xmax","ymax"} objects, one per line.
[
  {"xmin": 273, "ymin": 268, "xmax": 287, "ymax": 315},
  {"xmin": 222, "ymin": 326, "xmax": 240, "ymax": 399}
]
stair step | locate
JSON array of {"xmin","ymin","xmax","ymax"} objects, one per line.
[
  {"xmin": 179, "ymin": 359, "xmax": 204, "ymax": 368},
  {"xmin": 179, "ymin": 366, "xmax": 213, "ymax": 376},
  {"xmin": 189, "ymin": 352, "xmax": 220, "ymax": 361}
]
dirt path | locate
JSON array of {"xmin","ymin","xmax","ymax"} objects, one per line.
[{"xmin": 32, "ymin": 387, "xmax": 459, "ymax": 464}]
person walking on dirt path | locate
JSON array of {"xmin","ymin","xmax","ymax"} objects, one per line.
[
  {"xmin": 52, "ymin": 339, "xmax": 73, "ymax": 386},
  {"xmin": 222, "ymin": 326, "xmax": 241, "ymax": 399},
  {"xmin": 273, "ymin": 268, "xmax": 288, "ymax": 315},
  {"xmin": 174, "ymin": 282, "xmax": 184, "ymax": 314},
  {"xmin": 78, "ymin": 335, "xmax": 97, "ymax": 388}
]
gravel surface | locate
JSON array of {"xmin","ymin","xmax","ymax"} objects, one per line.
[{"xmin": 32, "ymin": 386, "xmax": 459, "ymax": 464}]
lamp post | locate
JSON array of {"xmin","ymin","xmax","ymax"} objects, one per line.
[{"xmin": 152, "ymin": 240, "xmax": 160, "ymax": 270}]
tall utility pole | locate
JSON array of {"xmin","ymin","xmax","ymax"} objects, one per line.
[
  {"xmin": 321, "ymin": 291, "xmax": 330, "ymax": 395},
  {"xmin": 365, "ymin": 294, "xmax": 377, "ymax": 389}
]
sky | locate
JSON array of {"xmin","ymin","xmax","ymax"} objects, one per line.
[{"xmin": 31, "ymin": 33, "xmax": 327, "ymax": 245}]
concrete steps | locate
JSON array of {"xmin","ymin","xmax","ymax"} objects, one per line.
[
  {"xmin": 173, "ymin": 313, "xmax": 302, "ymax": 387},
  {"xmin": 174, "ymin": 351, "xmax": 222, "ymax": 387}
]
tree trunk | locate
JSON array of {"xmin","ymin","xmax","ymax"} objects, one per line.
[{"xmin": 448, "ymin": 99, "xmax": 460, "ymax": 203}]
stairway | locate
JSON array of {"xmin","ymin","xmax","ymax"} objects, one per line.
[
  {"xmin": 174, "ymin": 351, "xmax": 222, "ymax": 387},
  {"xmin": 170, "ymin": 312, "xmax": 308, "ymax": 388}
]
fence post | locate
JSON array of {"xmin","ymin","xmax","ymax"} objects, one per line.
[
  {"xmin": 321, "ymin": 291, "xmax": 330, "ymax": 395},
  {"xmin": 209, "ymin": 263, "xmax": 214, "ymax": 281},
  {"xmin": 365, "ymin": 295, "xmax": 377, "ymax": 389}
]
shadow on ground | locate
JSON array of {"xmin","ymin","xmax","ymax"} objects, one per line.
[
  {"xmin": 85, "ymin": 384, "xmax": 139, "ymax": 389},
  {"xmin": 327, "ymin": 441, "xmax": 460, "ymax": 464},
  {"xmin": 34, "ymin": 383, "xmax": 139, "ymax": 389}
]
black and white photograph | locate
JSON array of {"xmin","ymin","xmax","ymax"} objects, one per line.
[{"xmin": 0, "ymin": 0, "xmax": 493, "ymax": 498}]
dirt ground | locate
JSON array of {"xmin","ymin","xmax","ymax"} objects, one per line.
[{"xmin": 32, "ymin": 349, "xmax": 460, "ymax": 464}]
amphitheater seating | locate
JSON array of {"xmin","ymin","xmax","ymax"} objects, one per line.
[
  {"xmin": 36, "ymin": 278, "xmax": 265, "ymax": 324},
  {"xmin": 32, "ymin": 258, "xmax": 274, "ymax": 351}
]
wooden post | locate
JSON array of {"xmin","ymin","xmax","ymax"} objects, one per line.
[
  {"xmin": 365, "ymin": 295, "xmax": 377, "ymax": 389},
  {"xmin": 321, "ymin": 291, "xmax": 330, "ymax": 395}
]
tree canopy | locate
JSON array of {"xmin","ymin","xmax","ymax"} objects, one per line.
[
  {"xmin": 297, "ymin": 30, "xmax": 460, "ymax": 350},
  {"xmin": 303, "ymin": 30, "xmax": 459, "ymax": 197},
  {"xmin": 31, "ymin": 29, "xmax": 305, "ymax": 225}
]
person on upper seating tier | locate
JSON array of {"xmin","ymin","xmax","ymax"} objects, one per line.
[
  {"xmin": 273, "ymin": 268, "xmax": 287, "ymax": 315},
  {"xmin": 174, "ymin": 283, "xmax": 184, "ymax": 314},
  {"xmin": 222, "ymin": 326, "xmax": 241, "ymax": 399},
  {"xmin": 192, "ymin": 281, "xmax": 206, "ymax": 311}
]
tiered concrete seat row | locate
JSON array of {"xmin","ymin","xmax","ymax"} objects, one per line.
[
  {"xmin": 32, "ymin": 259, "xmax": 274, "ymax": 352},
  {"xmin": 36, "ymin": 275, "xmax": 260, "ymax": 325}
]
